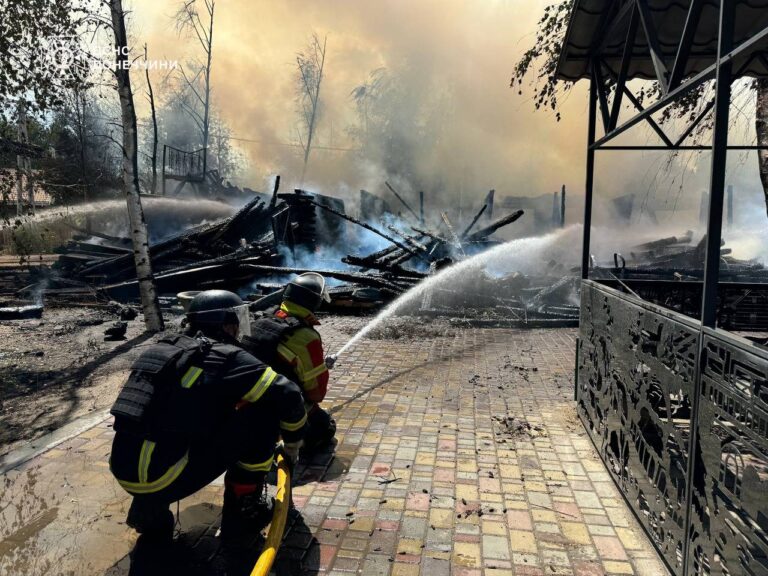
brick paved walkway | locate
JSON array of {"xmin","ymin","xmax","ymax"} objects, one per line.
[{"xmin": 0, "ymin": 322, "xmax": 667, "ymax": 575}]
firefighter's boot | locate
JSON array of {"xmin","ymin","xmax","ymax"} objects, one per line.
[
  {"xmin": 221, "ymin": 477, "xmax": 274, "ymax": 547},
  {"xmin": 302, "ymin": 407, "xmax": 337, "ymax": 453},
  {"xmin": 126, "ymin": 498, "xmax": 175, "ymax": 545}
]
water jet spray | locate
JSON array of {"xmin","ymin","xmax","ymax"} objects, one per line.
[{"xmin": 328, "ymin": 227, "xmax": 579, "ymax": 362}]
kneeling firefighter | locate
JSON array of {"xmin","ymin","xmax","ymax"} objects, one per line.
[
  {"xmin": 242, "ymin": 273, "xmax": 336, "ymax": 452},
  {"xmin": 109, "ymin": 290, "xmax": 307, "ymax": 544}
]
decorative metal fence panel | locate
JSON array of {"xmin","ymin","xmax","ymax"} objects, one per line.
[
  {"xmin": 579, "ymin": 281, "xmax": 768, "ymax": 575},
  {"xmin": 689, "ymin": 332, "xmax": 768, "ymax": 575},
  {"xmin": 578, "ymin": 281, "xmax": 698, "ymax": 573}
]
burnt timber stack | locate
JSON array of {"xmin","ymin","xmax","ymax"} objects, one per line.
[{"xmin": 7, "ymin": 182, "xmax": 585, "ymax": 325}]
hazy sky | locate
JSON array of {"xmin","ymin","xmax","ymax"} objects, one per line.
[
  {"xmin": 127, "ymin": 0, "xmax": 592, "ymax": 197},
  {"xmin": 123, "ymin": 0, "xmax": 767, "ymax": 240}
]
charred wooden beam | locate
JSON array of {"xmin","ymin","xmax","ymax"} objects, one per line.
[
  {"xmin": 465, "ymin": 210, "xmax": 524, "ymax": 241},
  {"xmin": 209, "ymin": 196, "xmax": 266, "ymax": 244},
  {"xmin": 307, "ymin": 199, "xmax": 424, "ymax": 262},
  {"xmin": 461, "ymin": 204, "xmax": 487, "ymax": 238},
  {"xmin": 633, "ymin": 231, "xmax": 693, "ymax": 251},
  {"xmin": 269, "ymin": 175, "xmax": 281, "ymax": 209},
  {"xmin": 385, "ymin": 181, "xmax": 420, "ymax": 222},
  {"xmin": 342, "ymin": 255, "xmax": 427, "ymax": 278},
  {"xmin": 410, "ymin": 226, "xmax": 449, "ymax": 245},
  {"xmin": 383, "ymin": 224, "xmax": 431, "ymax": 254}
]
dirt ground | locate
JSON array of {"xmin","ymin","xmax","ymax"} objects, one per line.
[{"xmin": 0, "ymin": 305, "xmax": 184, "ymax": 458}]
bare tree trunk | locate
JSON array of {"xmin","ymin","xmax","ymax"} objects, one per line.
[
  {"xmin": 75, "ymin": 91, "xmax": 92, "ymax": 231},
  {"xmin": 300, "ymin": 35, "xmax": 326, "ymax": 182},
  {"xmin": 202, "ymin": 0, "xmax": 214, "ymax": 172},
  {"xmin": 110, "ymin": 0, "xmax": 164, "ymax": 332},
  {"xmin": 144, "ymin": 45, "xmax": 158, "ymax": 194},
  {"xmin": 15, "ymin": 154, "xmax": 23, "ymax": 216},
  {"xmin": 25, "ymin": 156, "xmax": 33, "ymax": 215},
  {"xmin": 16, "ymin": 102, "xmax": 27, "ymax": 216},
  {"xmin": 757, "ymin": 79, "xmax": 768, "ymax": 218}
]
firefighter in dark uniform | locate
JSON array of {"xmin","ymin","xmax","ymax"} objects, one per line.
[
  {"xmin": 242, "ymin": 273, "xmax": 336, "ymax": 452},
  {"xmin": 109, "ymin": 290, "xmax": 307, "ymax": 544}
]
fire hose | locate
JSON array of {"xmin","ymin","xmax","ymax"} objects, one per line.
[{"xmin": 249, "ymin": 452, "xmax": 292, "ymax": 576}]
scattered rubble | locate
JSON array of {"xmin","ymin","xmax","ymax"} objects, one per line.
[
  {"xmin": 597, "ymin": 230, "xmax": 768, "ymax": 330},
  {"xmin": 3, "ymin": 180, "xmax": 582, "ymax": 325},
  {"xmin": 492, "ymin": 415, "xmax": 548, "ymax": 441}
]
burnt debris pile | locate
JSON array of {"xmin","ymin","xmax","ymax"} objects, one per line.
[
  {"xmin": 8, "ymin": 182, "xmax": 582, "ymax": 324},
  {"xmin": 594, "ymin": 230, "xmax": 768, "ymax": 331}
]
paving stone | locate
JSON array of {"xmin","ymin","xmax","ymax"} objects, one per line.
[{"xmin": 0, "ymin": 325, "xmax": 669, "ymax": 576}]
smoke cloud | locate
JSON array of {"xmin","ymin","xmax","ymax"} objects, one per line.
[{"xmin": 122, "ymin": 0, "xmax": 767, "ymax": 259}]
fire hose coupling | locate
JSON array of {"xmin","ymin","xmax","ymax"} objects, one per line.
[{"xmin": 325, "ymin": 354, "xmax": 338, "ymax": 369}]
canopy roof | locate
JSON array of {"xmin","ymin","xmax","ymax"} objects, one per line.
[{"xmin": 556, "ymin": 0, "xmax": 768, "ymax": 82}]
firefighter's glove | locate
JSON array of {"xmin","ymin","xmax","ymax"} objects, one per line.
[
  {"xmin": 277, "ymin": 440, "xmax": 302, "ymax": 474},
  {"xmin": 325, "ymin": 355, "xmax": 337, "ymax": 370}
]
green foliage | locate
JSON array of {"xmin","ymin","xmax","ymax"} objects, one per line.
[
  {"xmin": 511, "ymin": 0, "xmax": 575, "ymax": 122},
  {"xmin": 0, "ymin": 0, "xmax": 92, "ymax": 119},
  {"xmin": 511, "ymin": 0, "xmax": 753, "ymax": 138}
]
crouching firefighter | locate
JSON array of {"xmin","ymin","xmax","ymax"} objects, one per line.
[
  {"xmin": 242, "ymin": 273, "xmax": 336, "ymax": 453},
  {"xmin": 108, "ymin": 290, "xmax": 307, "ymax": 545}
]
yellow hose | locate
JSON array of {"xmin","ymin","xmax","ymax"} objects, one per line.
[{"xmin": 250, "ymin": 453, "xmax": 292, "ymax": 576}]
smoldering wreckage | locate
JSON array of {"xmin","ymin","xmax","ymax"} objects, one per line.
[
  {"xmin": 1, "ymin": 180, "xmax": 581, "ymax": 328},
  {"xmin": 2, "ymin": 179, "xmax": 768, "ymax": 333}
]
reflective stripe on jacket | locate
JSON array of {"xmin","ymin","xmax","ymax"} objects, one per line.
[
  {"xmin": 110, "ymin": 340, "xmax": 305, "ymax": 494},
  {"xmin": 275, "ymin": 302, "xmax": 329, "ymax": 404}
]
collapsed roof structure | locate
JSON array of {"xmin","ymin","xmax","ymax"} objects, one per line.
[{"xmin": 6, "ymin": 181, "xmax": 580, "ymax": 325}]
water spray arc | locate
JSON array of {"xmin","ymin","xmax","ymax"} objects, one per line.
[{"xmin": 329, "ymin": 226, "xmax": 580, "ymax": 361}]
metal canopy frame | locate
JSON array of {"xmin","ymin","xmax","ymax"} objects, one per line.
[
  {"xmin": 572, "ymin": 3, "xmax": 768, "ymax": 575},
  {"xmin": 580, "ymin": 0, "xmax": 768, "ymax": 330}
]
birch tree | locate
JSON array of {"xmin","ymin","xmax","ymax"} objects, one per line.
[
  {"xmin": 144, "ymin": 44, "xmax": 159, "ymax": 194},
  {"xmin": 174, "ymin": 0, "xmax": 215, "ymax": 162},
  {"xmin": 296, "ymin": 33, "xmax": 327, "ymax": 181},
  {"xmin": 109, "ymin": 0, "xmax": 164, "ymax": 332}
]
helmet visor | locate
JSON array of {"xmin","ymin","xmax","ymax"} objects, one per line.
[
  {"xmin": 234, "ymin": 304, "xmax": 251, "ymax": 339},
  {"xmin": 188, "ymin": 303, "xmax": 251, "ymax": 340}
]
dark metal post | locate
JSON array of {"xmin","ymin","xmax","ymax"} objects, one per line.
[
  {"xmin": 552, "ymin": 191, "xmax": 559, "ymax": 226},
  {"xmin": 561, "ymin": 184, "xmax": 566, "ymax": 227},
  {"xmin": 161, "ymin": 145, "xmax": 167, "ymax": 196},
  {"xmin": 701, "ymin": 0, "xmax": 734, "ymax": 328},
  {"xmin": 683, "ymin": 4, "xmax": 735, "ymax": 575},
  {"xmin": 581, "ymin": 65, "xmax": 598, "ymax": 280},
  {"xmin": 486, "ymin": 189, "xmax": 495, "ymax": 221},
  {"xmin": 419, "ymin": 191, "xmax": 425, "ymax": 225}
]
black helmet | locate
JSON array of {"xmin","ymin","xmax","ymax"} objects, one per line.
[
  {"xmin": 187, "ymin": 290, "xmax": 251, "ymax": 338},
  {"xmin": 283, "ymin": 273, "xmax": 330, "ymax": 312}
]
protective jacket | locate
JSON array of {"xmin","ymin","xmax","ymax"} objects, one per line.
[
  {"xmin": 109, "ymin": 333, "xmax": 306, "ymax": 495},
  {"xmin": 243, "ymin": 302, "xmax": 329, "ymax": 405}
]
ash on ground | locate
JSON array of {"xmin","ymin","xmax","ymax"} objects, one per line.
[{"xmin": 333, "ymin": 315, "xmax": 458, "ymax": 340}]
